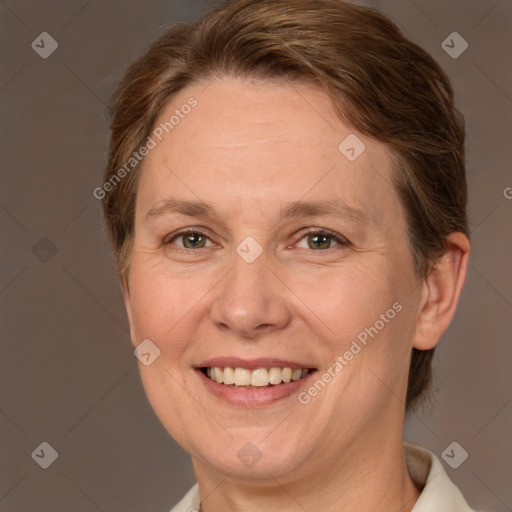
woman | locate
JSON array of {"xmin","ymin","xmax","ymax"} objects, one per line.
[{"xmin": 100, "ymin": 0, "xmax": 475, "ymax": 510}]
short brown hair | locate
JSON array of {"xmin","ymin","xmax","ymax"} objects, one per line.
[{"xmin": 102, "ymin": 0, "xmax": 468, "ymax": 411}]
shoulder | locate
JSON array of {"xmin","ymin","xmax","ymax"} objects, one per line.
[
  {"xmin": 168, "ymin": 483, "xmax": 200, "ymax": 512},
  {"xmin": 405, "ymin": 443, "xmax": 480, "ymax": 512}
]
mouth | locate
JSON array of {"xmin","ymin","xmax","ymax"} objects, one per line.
[
  {"xmin": 200, "ymin": 366, "xmax": 311, "ymax": 387},
  {"xmin": 194, "ymin": 358, "xmax": 317, "ymax": 405}
]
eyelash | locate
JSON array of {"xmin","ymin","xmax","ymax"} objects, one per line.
[
  {"xmin": 294, "ymin": 227, "xmax": 350, "ymax": 249},
  {"xmin": 164, "ymin": 227, "xmax": 350, "ymax": 251}
]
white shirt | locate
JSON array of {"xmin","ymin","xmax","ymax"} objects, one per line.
[{"xmin": 169, "ymin": 443, "xmax": 478, "ymax": 512}]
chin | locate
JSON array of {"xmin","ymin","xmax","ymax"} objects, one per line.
[{"xmin": 188, "ymin": 434, "xmax": 309, "ymax": 480}]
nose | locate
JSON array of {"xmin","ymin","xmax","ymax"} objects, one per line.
[{"xmin": 209, "ymin": 252, "xmax": 292, "ymax": 340}]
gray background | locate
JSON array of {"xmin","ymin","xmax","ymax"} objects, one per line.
[{"xmin": 0, "ymin": 0, "xmax": 510, "ymax": 511}]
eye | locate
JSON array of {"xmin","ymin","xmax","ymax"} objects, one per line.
[
  {"xmin": 165, "ymin": 230, "xmax": 214, "ymax": 249},
  {"xmin": 295, "ymin": 229, "xmax": 348, "ymax": 250}
]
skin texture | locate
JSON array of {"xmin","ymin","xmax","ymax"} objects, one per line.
[{"xmin": 123, "ymin": 77, "xmax": 470, "ymax": 512}]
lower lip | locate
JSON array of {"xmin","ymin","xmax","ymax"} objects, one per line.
[{"xmin": 195, "ymin": 369, "xmax": 316, "ymax": 406}]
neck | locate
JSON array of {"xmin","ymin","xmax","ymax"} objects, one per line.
[{"xmin": 193, "ymin": 428, "xmax": 421, "ymax": 512}]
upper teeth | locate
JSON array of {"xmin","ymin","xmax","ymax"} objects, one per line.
[{"xmin": 206, "ymin": 367, "xmax": 309, "ymax": 386}]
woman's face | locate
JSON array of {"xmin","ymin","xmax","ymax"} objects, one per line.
[{"xmin": 124, "ymin": 77, "xmax": 424, "ymax": 479}]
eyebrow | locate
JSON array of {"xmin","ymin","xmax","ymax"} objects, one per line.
[
  {"xmin": 145, "ymin": 198, "xmax": 371, "ymax": 226},
  {"xmin": 145, "ymin": 199, "xmax": 217, "ymax": 221},
  {"xmin": 280, "ymin": 200, "xmax": 370, "ymax": 225}
]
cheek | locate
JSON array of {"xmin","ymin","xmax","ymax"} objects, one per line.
[
  {"xmin": 127, "ymin": 258, "xmax": 202, "ymax": 350},
  {"xmin": 290, "ymin": 260, "xmax": 408, "ymax": 347},
  {"xmin": 298, "ymin": 256, "xmax": 418, "ymax": 399}
]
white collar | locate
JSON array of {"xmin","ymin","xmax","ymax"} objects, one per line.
[
  {"xmin": 404, "ymin": 443, "xmax": 476, "ymax": 511},
  {"xmin": 170, "ymin": 443, "xmax": 477, "ymax": 512}
]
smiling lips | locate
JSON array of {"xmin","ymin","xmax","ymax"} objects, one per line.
[
  {"xmin": 195, "ymin": 358, "xmax": 316, "ymax": 405},
  {"xmin": 197, "ymin": 357, "xmax": 315, "ymax": 389},
  {"xmin": 204, "ymin": 366, "xmax": 310, "ymax": 387}
]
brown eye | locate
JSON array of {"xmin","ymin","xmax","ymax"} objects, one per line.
[
  {"xmin": 296, "ymin": 230, "xmax": 347, "ymax": 250},
  {"xmin": 166, "ymin": 231, "xmax": 212, "ymax": 249},
  {"xmin": 182, "ymin": 233, "xmax": 207, "ymax": 248},
  {"xmin": 307, "ymin": 234, "xmax": 333, "ymax": 249}
]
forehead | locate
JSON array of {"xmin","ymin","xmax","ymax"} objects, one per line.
[{"xmin": 136, "ymin": 77, "xmax": 402, "ymax": 230}]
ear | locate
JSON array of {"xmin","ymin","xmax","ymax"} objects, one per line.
[{"xmin": 413, "ymin": 232, "xmax": 471, "ymax": 350}]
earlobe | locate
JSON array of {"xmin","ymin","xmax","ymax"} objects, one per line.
[{"xmin": 413, "ymin": 232, "xmax": 471, "ymax": 350}]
